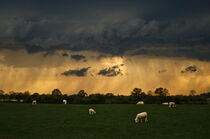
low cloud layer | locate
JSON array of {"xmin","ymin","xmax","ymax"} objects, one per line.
[
  {"xmin": 71, "ymin": 54, "xmax": 86, "ymax": 61},
  {"xmin": 98, "ymin": 65, "xmax": 123, "ymax": 77},
  {"xmin": 181, "ymin": 65, "xmax": 197, "ymax": 73},
  {"xmin": 61, "ymin": 67, "xmax": 90, "ymax": 77}
]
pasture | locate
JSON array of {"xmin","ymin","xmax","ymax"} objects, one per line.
[{"xmin": 0, "ymin": 104, "xmax": 209, "ymax": 139}]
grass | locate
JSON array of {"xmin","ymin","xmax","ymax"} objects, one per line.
[{"xmin": 0, "ymin": 104, "xmax": 209, "ymax": 139}]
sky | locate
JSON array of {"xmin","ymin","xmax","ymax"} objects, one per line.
[{"xmin": 0, "ymin": 0, "xmax": 210, "ymax": 95}]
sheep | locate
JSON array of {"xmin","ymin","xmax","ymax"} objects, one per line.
[
  {"xmin": 136, "ymin": 101, "xmax": 144, "ymax": 104},
  {"xmin": 89, "ymin": 108, "xmax": 96, "ymax": 115},
  {"xmin": 169, "ymin": 102, "xmax": 176, "ymax": 107},
  {"xmin": 135, "ymin": 112, "xmax": 148, "ymax": 123},
  {"xmin": 32, "ymin": 100, "xmax": 37, "ymax": 105},
  {"xmin": 63, "ymin": 99, "xmax": 67, "ymax": 104},
  {"xmin": 162, "ymin": 102, "xmax": 169, "ymax": 105}
]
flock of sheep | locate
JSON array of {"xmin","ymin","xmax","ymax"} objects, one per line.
[
  {"xmin": 31, "ymin": 100, "xmax": 176, "ymax": 123},
  {"xmin": 134, "ymin": 101, "xmax": 176, "ymax": 123}
]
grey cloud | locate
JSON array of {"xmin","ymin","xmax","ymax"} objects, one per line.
[
  {"xmin": 25, "ymin": 44, "xmax": 44, "ymax": 54},
  {"xmin": 0, "ymin": 16, "xmax": 159, "ymax": 48},
  {"xmin": 62, "ymin": 52, "xmax": 68, "ymax": 56},
  {"xmin": 98, "ymin": 65, "xmax": 123, "ymax": 77},
  {"xmin": 61, "ymin": 67, "xmax": 90, "ymax": 77},
  {"xmin": 132, "ymin": 44, "xmax": 210, "ymax": 61},
  {"xmin": 137, "ymin": 20, "xmax": 159, "ymax": 36},
  {"xmin": 181, "ymin": 65, "xmax": 197, "ymax": 73},
  {"xmin": 71, "ymin": 54, "xmax": 86, "ymax": 61}
]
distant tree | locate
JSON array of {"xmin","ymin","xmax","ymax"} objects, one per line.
[
  {"xmin": 52, "ymin": 89, "xmax": 62, "ymax": 96},
  {"xmin": 190, "ymin": 90, "xmax": 196, "ymax": 96},
  {"xmin": 163, "ymin": 88, "xmax": 169, "ymax": 96},
  {"xmin": 200, "ymin": 92, "xmax": 210, "ymax": 98},
  {"xmin": 9, "ymin": 91, "xmax": 16, "ymax": 95},
  {"xmin": 77, "ymin": 90, "xmax": 87, "ymax": 97},
  {"xmin": 147, "ymin": 90, "xmax": 153, "ymax": 96},
  {"xmin": 89, "ymin": 93, "xmax": 105, "ymax": 104},
  {"xmin": 130, "ymin": 88, "xmax": 142, "ymax": 99},
  {"xmin": 0, "ymin": 90, "xmax": 4, "ymax": 99},
  {"xmin": 32, "ymin": 92, "xmax": 39, "ymax": 96},
  {"xmin": 32, "ymin": 93, "xmax": 39, "ymax": 99},
  {"xmin": 8, "ymin": 91, "xmax": 17, "ymax": 99},
  {"xmin": 154, "ymin": 88, "xmax": 169, "ymax": 96},
  {"xmin": 22, "ymin": 91, "xmax": 31, "ymax": 102},
  {"xmin": 23, "ymin": 91, "xmax": 30, "ymax": 95},
  {"xmin": 0, "ymin": 90, "xmax": 4, "ymax": 95},
  {"xmin": 140, "ymin": 92, "xmax": 146, "ymax": 98},
  {"xmin": 105, "ymin": 93, "xmax": 114, "ymax": 97}
]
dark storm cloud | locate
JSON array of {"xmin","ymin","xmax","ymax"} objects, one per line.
[
  {"xmin": 71, "ymin": 54, "xmax": 86, "ymax": 61},
  {"xmin": 25, "ymin": 44, "xmax": 44, "ymax": 54},
  {"xmin": 132, "ymin": 44, "xmax": 210, "ymax": 61},
  {"xmin": 98, "ymin": 65, "xmax": 123, "ymax": 77},
  {"xmin": 61, "ymin": 67, "xmax": 90, "ymax": 77},
  {"xmin": 181, "ymin": 65, "xmax": 197, "ymax": 73},
  {"xmin": 0, "ymin": 0, "xmax": 210, "ymax": 60}
]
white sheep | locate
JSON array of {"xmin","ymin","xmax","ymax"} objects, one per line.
[
  {"xmin": 32, "ymin": 100, "xmax": 37, "ymax": 105},
  {"xmin": 136, "ymin": 101, "xmax": 144, "ymax": 104},
  {"xmin": 63, "ymin": 99, "xmax": 67, "ymax": 104},
  {"xmin": 162, "ymin": 102, "xmax": 169, "ymax": 105},
  {"xmin": 169, "ymin": 102, "xmax": 176, "ymax": 107},
  {"xmin": 89, "ymin": 108, "xmax": 96, "ymax": 115},
  {"xmin": 135, "ymin": 112, "xmax": 148, "ymax": 123}
]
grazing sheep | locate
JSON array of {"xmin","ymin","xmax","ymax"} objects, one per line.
[
  {"xmin": 32, "ymin": 100, "xmax": 37, "ymax": 105},
  {"xmin": 136, "ymin": 101, "xmax": 144, "ymax": 104},
  {"xmin": 169, "ymin": 102, "xmax": 176, "ymax": 107},
  {"xmin": 135, "ymin": 112, "xmax": 148, "ymax": 123},
  {"xmin": 63, "ymin": 99, "xmax": 67, "ymax": 104},
  {"xmin": 162, "ymin": 102, "xmax": 169, "ymax": 105},
  {"xmin": 89, "ymin": 108, "xmax": 96, "ymax": 115}
]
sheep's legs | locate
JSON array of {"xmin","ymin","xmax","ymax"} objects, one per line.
[
  {"xmin": 145, "ymin": 117, "xmax": 148, "ymax": 122},
  {"xmin": 141, "ymin": 119, "xmax": 142, "ymax": 123}
]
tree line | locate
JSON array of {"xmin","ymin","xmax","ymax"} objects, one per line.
[{"xmin": 0, "ymin": 88, "xmax": 209, "ymax": 104}]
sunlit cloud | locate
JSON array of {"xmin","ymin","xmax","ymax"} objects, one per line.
[{"xmin": 0, "ymin": 50, "xmax": 210, "ymax": 95}]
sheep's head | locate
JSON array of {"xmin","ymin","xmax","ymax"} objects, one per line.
[{"xmin": 135, "ymin": 118, "xmax": 138, "ymax": 123}]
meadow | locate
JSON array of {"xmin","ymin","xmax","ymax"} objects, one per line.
[{"xmin": 0, "ymin": 104, "xmax": 209, "ymax": 139}]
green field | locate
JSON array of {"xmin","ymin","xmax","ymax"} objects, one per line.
[{"xmin": 0, "ymin": 104, "xmax": 209, "ymax": 139}]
